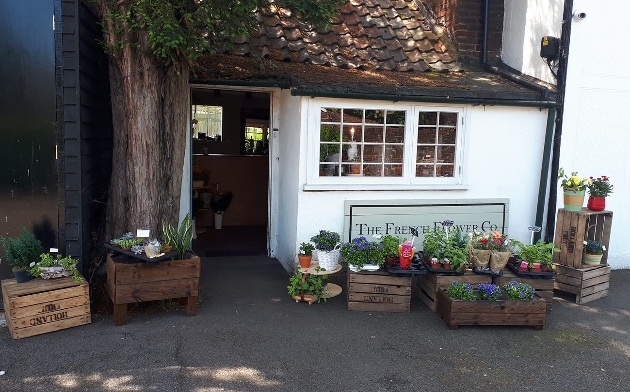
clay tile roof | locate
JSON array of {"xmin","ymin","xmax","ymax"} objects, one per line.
[{"xmin": 218, "ymin": 0, "xmax": 459, "ymax": 73}]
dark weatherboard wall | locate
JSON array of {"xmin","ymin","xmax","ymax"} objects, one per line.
[{"xmin": 0, "ymin": 0, "xmax": 60, "ymax": 280}]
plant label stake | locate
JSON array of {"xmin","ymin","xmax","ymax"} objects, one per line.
[
  {"xmin": 441, "ymin": 220, "xmax": 454, "ymax": 241},
  {"xmin": 137, "ymin": 229, "xmax": 150, "ymax": 239},
  {"xmin": 528, "ymin": 225, "xmax": 541, "ymax": 245},
  {"xmin": 50, "ymin": 248, "xmax": 58, "ymax": 253}
]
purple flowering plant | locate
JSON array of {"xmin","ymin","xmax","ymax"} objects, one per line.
[
  {"xmin": 583, "ymin": 240, "xmax": 605, "ymax": 255},
  {"xmin": 503, "ymin": 281, "xmax": 535, "ymax": 301},
  {"xmin": 476, "ymin": 283, "xmax": 502, "ymax": 300},
  {"xmin": 446, "ymin": 281, "xmax": 476, "ymax": 300},
  {"xmin": 310, "ymin": 230, "xmax": 340, "ymax": 252},
  {"xmin": 340, "ymin": 236, "xmax": 385, "ymax": 269}
]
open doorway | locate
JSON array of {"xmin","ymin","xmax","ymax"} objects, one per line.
[{"xmin": 190, "ymin": 88, "xmax": 271, "ymax": 257}]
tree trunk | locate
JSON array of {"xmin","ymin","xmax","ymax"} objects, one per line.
[{"xmin": 96, "ymin": 2, "xmax": 189, "ymax": 240}]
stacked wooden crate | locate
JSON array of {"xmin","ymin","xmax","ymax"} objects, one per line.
[
  {"xmin": 414, "ymin": 270, "xmax": 491, "ymax": 312},
  {"xmin": 553, "ymin": 209, "xmax": 612, "ymax": 304},
  {"xmin": 347, "ymin": 270, "xmax": 411, "ymax": 312}
]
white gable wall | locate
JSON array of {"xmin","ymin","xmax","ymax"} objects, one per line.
[
  {"xmin": 502, "ymin": 0, "xmax": 563, "ymax": 85},
  {"xmin": 560, "ymin": 0, "xmax": 630, "ymax": 268},
  {"xmin": 283, "ymin": 97, "xmax": 549, "ymax": 271}
]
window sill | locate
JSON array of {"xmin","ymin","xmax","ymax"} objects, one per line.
[{"xmin": 302, "ymin": 183, "xmax": 470, "ymax": 192}]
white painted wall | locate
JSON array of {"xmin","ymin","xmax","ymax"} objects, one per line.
[
  {"xmin": 291, "ymin": 99, "xmax": 549, "ymax": 269},
  {"xmin": 558, "ymin": 0, "xmax": 630, "ymax": 269},
  {"xmin": 502, "ymin": 0, "xmax": 563, "ymax": 85},
  {"xmin": 275, "ymin": 89, "xmax": 302, "ymax": 272}
]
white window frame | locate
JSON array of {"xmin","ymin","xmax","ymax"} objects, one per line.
[{"xmin": 304, "ymin": 99, "xmax": 467, "ymax": 190}]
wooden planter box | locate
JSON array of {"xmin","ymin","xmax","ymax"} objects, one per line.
[
  {"xmin": 554, "ymin": 263, "xmax": 610, "ymax": 304},
  {"xmin": 106, "ymin": 253, "xmax": 200, "ymax": 325},
  {"xmin": 554, "ymin": 209, "xmax": 612, "ymax": 268},
  {"xmin": 414, "ymin": 270, "xmax": 492, "ymax": 312},
  {"xmin": 436, "ymin": 290, "xmax": 547, "ymax": 330},
  {"xmin": 493, "ymin": 270, "xmax": 554, "ymax": 313},
  {"xmin": 347, "ymin": 270, "xmax": 411, "ymax": 312},
  {"xmin": 1, "ymin": 277, "xmax": 91, "ymax": 339}
]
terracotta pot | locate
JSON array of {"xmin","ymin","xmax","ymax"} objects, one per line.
[
  {"xmin": 518, "ymin": 267, "xmax": 529, "ymax": 272},
  {"xmin": 587, "ymin": 196, "xmax": 606, "ymax": 211},
  {"xmin": 298, "ymin": 254, "xmax": 312, "ymax": 269},
  {"xmin": 443, "ymin": 261, "xmax": 451, "ymax": 270},
  {"xmin": 541, "ymin": 265, "xmax": 549, "ymax": 272},
  {"xmin": 385, "ymin": 257, "xmax": 396, "ymax": 267},
  {"xmin": 529, "ymin": 267, "xmax": 541, "ymax": 272}
]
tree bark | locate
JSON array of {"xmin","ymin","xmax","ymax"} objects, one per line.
[{"xmin": 96, "ymin": 2, "xmax": 189, "ymax": 239}]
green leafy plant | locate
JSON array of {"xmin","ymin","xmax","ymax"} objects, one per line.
[
  {"xmin": 287, "ymin": 271, "xmax": 327, "ymax": 301},
  {"xmin": 444, "ymin": 245, "xmax": 468, "ymax": 271},
  {"xmin": 558, "ymin": 168, "xmax": 591, "ymax": 192},
  {"xmin": 587, "ymin": 176, "xmax": 613, "ymax": 197},
  {"xmin": 422, "ymin": 228, "xmax": 447, "ymax": 259},
  {"xmin": 299, "ymin": 242, "xmax": 315, "ymax": 256},
  {"xmin": 446, "ymin": 281, "xmax": 476, "ymax": 300},
  {"xmin": 29, "ymin": 253, "xmax": 82, "ymax": 283},
  {"xmin": 162, "ymin": 213, "xmax": 193, "ymax": 260},
  {"xmin": 584, "ymin": 240, "xmax": 605, "ymax": 255},
  {"xmin": 1, "ymin": 228, "xmax": 43, "ymax": 270},
  {"xmin": 379, "ymin": 234, "xmax": 400, "ymax": 258},
  {"xmin": 503, "ymin": 281, "xmax": 535, "ymax": 301},
  {"xmin": 512, "ymin": 240, "xmax": 559, "ymax": 267},
  {"xmin": 310, "ymin": 230, "xmax": 340, "ymax": 252},
  {"xmin": 341, "ymin": 236, "xmax": 385, "ymax": 269}
]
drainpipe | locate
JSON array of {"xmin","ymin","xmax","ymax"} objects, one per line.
[
  {"xmin": 481, "ymin": 0, "xmax": 571, "ymax": 242},
  {"xmin": 544, "ymin": 0, "xmax": 574, "ymax": 242}
]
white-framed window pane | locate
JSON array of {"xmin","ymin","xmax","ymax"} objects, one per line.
[
  {"xmin": 415, "ymin": 110, "xmax": 459, "ymax": 179},
  {"xmin": 318, "ymin": 107, "xmax": 406, "ymax": 178},
  {"xmin": 192, "ymin": 105, "xmax": 222, "ymax": 139}
]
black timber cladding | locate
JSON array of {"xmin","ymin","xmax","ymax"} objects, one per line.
[{"xmin": 62, "ymin": 0, "xmax": 112, "ymax": 271}]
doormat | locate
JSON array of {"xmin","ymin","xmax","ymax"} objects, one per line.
[{"xmin": 205, "ymin": 249, "xmax": 266, "ymax": 257}]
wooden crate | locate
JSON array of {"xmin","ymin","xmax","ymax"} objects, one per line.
[
  {"xmin": 413, "ymin": 270, "xmax": 492, "ymax": 312},
  {"xmin": 106, "ymin": 253, "xmax": 200, "ymax": 325},
  {"xmin": 347, "ymin": 270, "xmax": 411, "ymax": 312},
  {"xmin": 554, "ymin": 209, "xmax": 612, "ymax": 268},
  {"xmin": 436, "ymin": 289, "xmax": 546, "ymax": 330},
  {"xmin": 1, "ymin": 277, "xmax": 90, "ymax": 339},
  {"xmin": 554, "ymin": 264, "xmax": 610, "ymax": 304},
  {"xmin": 493, "ymin": 270, "xmax": 554, "ymax": 313}
]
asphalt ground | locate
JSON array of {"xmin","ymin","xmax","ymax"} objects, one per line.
[{"xmin": 1, "ymin": 257, "xmax": 629, "ymax": 392}]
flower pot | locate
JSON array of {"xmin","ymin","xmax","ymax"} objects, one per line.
[
  {"xmin": 429, "ymin": 258, "xmax": 440, "ymax": 269},
  {"xmin": 518, "ymin": 261, "xmax": 529, "ymax": 272},
  {"xmin": 587, "ymin": 196, "xmax": 606, "ymax": 211},
  {"xmin": 385, "ymin": 257, "xmax": 396, "ymax": 267},
  {"xmin": 471, "ymin": 249, "xmax": 491, "ymax": 270},
  {"xmin": 563, "ymin": 189, "xmax": 585, "ymax": 212},
  {"xmin": 317, "ymin": 247, "xmax": 340, "ymax": 271},
  {"xmin": 489, "ymin": 251, "xmax": 511, "ymax": 273},
  {"xmin": 298, "ymin": 255, "xmax": 312, "ymax": 269},
  {"xmin": 442, "ymin": 261, "xmax": 451, "ymax": 270},
  {"xmin": 582, "ymin": 253, "xmax": 603, "ymax": 266},
  {"xmin": 529, "ymin": 262, "xmax": 541, "ymax": 272},
  {"xmin": 12, "ymin": 269, "xmax": 35, "ymax": 283},
  {"xmin": 541, "ymin": 265, "xmax": 550, "ymax": 272}
]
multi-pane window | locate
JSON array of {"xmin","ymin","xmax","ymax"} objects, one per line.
[
  {"xmin": 319, "ymin": 108, "xmax": 406, "ymax": 177},
  {"xmin": 192, "ymin": 105, "xmax": 222, "ymax": 139},
  {"xmin": 313, "ymin": 103, "xmax": 463, "ymax": 185},
  {"xmin": 416, "ymin": 111, "xmax": 458, "ymax": 178}
]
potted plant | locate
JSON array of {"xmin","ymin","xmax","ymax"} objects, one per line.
[
  {"xmin": 476, "ymin": 283, "xmax": 502, "ymax": 300},
  {"xmin": 582, "ymin": 240, "xmax": 605, "ymax": 265},
  {"xmin": 445, "ymin": 281, "xmax": 476, "ymax": 300},
  {"xmin": 162, "ymin": 213, "xmax": 194, "ymax": 260},
  {"xmin": 487, "ymin": 231, "xmax": 512, "ymax": 273},
  {"xmin": 586, "ymin": 175, "xmax": 613, "ymax": 211},
  {"xmin": 558, "ymin": 168, "xmax": 591, "ymax": 211},
  {"xmin": 29, "ymin": 253, "xmax": 82, "ymax": 283},
  {"xmin": 297, "ymin": 242, "xmax": 315, "ymax": 269},
  {"xmin": 341, "ymin": 236, "xmax": 385, "ymax": 272},
  {"xmin": 422, "ymin": 228, "xmax": 446, "ymax": 268},
  {"xmin": 470, "ymin": 231, "xmax": 492, "ymax": 270},
  {"xmin": 287, "ymin": 271, "xmax": 327, "ymax": 304},
  {"xmin": 210, "ymin": 183, "xmax": 233, "ymax": 230},
  {"xmin": 379, "ymin": 234, "xmax": 400, "ymax": 266},
  {"xmin": 310, "ymin": 230, "xmax": 341, "ymax": 271},
  {"xmin": 1, "ymin": 227, "xmax": 43, "ymax": 283},
  {"xmin": 443, "ymin": 229, "xmax": 469, "ymax": 271},
  {"xmin": 513, "ymin": 240, "xmax": 559, "ymax": 272}
]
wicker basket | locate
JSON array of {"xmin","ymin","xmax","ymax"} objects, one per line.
[{"xmin": 317, "ymin": 247, "xmax": 340, "ymax": 271}]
